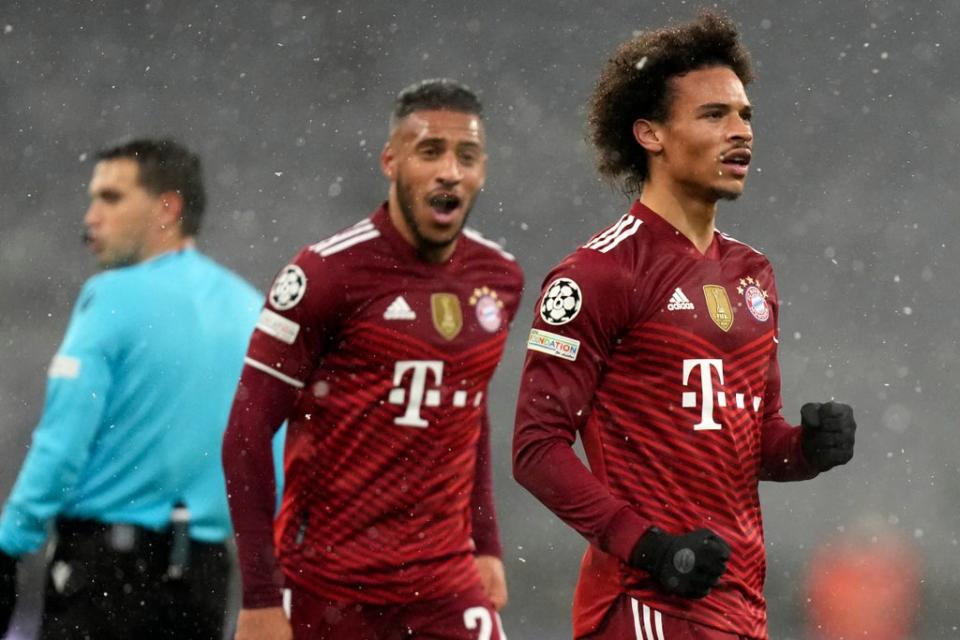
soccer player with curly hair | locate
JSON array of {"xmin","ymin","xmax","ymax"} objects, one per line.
[{"xmin": 513, "ymin": 10, "xmax": 856, "ymax": 639}]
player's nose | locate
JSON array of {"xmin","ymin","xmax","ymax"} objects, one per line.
[
  {"xmin": 728, "ymin": 116, "xmax": 753, "ymax": 143},
  {"xmin": 435, "ymin": 151, "xmax": 463, "ymax": 184},
  {"xmin": 83, "ymin": 201, "xmax": 101, "ymax": 226}
]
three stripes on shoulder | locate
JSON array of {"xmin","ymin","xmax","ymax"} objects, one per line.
[{"xmin": 584, "ymin": 214, "xmax": 642, "ymax": 254}]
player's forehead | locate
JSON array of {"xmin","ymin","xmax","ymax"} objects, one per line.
[
  {"xmin": 668, "ymin": 66, "xmax": 751, "ymax": 114},
  {"xmin": 395, "ymin": 109, "xmax": 485, "ymax": 146},
  {"xmin": 89, "ymin": 158, "xmax": 142, "ymax": 194}
]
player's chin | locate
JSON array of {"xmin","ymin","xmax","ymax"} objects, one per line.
[
  {"xmin": 93, "ymin": 251, "xmax": 117, "ymax": 269},
  {"xmin": 424, "ymin": 226, "xmax": 463, "ymax": 247},
  {"xmin": 713, "ymin": 184, "xmax": 745, "ymax": 202}
]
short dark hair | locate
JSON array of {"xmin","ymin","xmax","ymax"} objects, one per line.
[
  {"xmin": 96, "ymin": 137, "xmax": 206, "ymax": 236},
  {"xmin": 391, "ymin": 79, "xmax": 483, "ymax": 129},
  {"xmin": 588, "ymin": 9, "xmax": 754, "ymax": 194}
]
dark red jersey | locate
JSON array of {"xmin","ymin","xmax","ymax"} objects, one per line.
[
  {"xmin": 513, "ymin": 201, "xmax": 817, "ymax": 639},
  {"xmin": 239, "ymin": 205, "xmax": 523, "ymax": 604}
]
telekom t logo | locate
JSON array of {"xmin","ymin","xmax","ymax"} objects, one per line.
[
  {"xmin": 387, "ymin": 360, "xmax": 485, "ymax": 427},
  {"xmin": 682, "ymin": 359, "xmax": 762, "ymax": 430},
  {"xmin": 388, "ymin": 360, "xmax": 444, "ymax": 427}
]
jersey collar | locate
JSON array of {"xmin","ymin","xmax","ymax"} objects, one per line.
[{"xmin": 629, "ymin": 200, "xmax": 722, "ymax": 261}]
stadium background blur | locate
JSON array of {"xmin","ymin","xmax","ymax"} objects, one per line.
[{"xmin": 0, "ymin": 1, "xmax": 956, "ymax": 637}]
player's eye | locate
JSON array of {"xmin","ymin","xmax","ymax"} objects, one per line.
[{"xmin": 419, "ymin": 146, "xmax": 442, "ymax": 159}]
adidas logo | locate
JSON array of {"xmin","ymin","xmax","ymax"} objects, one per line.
[
  {"xmin": 667, "ymin": 288, "xmax": 695, "ymax": 311},
  {"xmin": 384, "ymin": 296, "xmax": 416, "ymax": 320}
]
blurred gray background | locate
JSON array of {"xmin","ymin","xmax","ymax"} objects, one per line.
[{"xmin": 1, "ymin": 1, "xmax": 958, "ymax": 637}]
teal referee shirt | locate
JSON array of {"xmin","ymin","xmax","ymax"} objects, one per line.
[{"xmin": 0, "ymin": 247, "xmax": 275, "ymax": 554}]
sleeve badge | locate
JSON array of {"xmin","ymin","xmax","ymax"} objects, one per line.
[
  {"xmin": 269, "ymin": 264, "xmax": 307, "ymax": 310},
  {"xmin": 539, "ymin": 278, "xmax": 582, "ymax": 325}
]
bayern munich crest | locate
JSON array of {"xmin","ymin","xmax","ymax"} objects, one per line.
[
  {"xmin": 269, "ymin": 264, "xmax": 307, "ymax": 310},
  {"xmin": 737, "ymin": 276, "xmax": 770, "ymax": 322},
  {"xmin": 540, "ymin": 278, "xmax": 582, "ymax": 325},
  {"xmin": 470, "ymin": 287, "xmax": 504, "ymax": 333}
]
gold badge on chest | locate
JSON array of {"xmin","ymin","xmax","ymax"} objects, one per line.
[
  {"xmin": 431, "ymin": 293, "xmax": 463, "ymax": 340},
  {"xmin": 702, "ymin": 285, "xmax": 734, "ymax": 332}
]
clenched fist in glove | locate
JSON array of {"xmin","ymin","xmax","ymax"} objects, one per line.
[
  {"xmin": 630, "ymin": 527, "xmax": 731, "ymax": 598},
  {"xmin": 801, "ymin": 401, "xmax": 856, "ymax": 471}
]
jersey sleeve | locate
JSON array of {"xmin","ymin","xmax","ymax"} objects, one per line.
[
  {"xmin": 757, "ymin": 269, "xmax": 819, "ymax": 482},
  {"xmin": 222, "ymin": 366, "xmax": 298, "ymax": 608},
  {"xmin": 470, "ymin": 405, "xmax": 501, "ymax": 558},
  {"xmin": 512, "ymin": 250, "xmax": 653, "ymax": 563},
  {"xmin": 469, "ymin": 260, "xmax": 523, "ymax": 559},
  {"xmin": 0, "ymin": 279, "xmax": 118, "ymax": 556},
  {"xmin": 223, "ymin": 247, "xmax": 347, "ymax": 608}
]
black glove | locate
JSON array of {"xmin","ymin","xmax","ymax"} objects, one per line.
[
  {"xmin": 801, "ymin": 401, "xmax": 856, "ymax": 471},
  {"xmin": 0, "ymin": 548, "xmax": 17, "ymax": 636},
  {"xmin": 629, "ymin": 527, "xmax": 731, "ymax": 598}
]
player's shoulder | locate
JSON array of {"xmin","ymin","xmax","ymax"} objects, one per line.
[
  {"xmin": 551, "ymin": 212, "xmax": 648, "ymax": 280},
  {"xmin": 199, "ymin": 256, "xmax": 263, "ymax": 306},
  {"xmin": 81, "ymin": 263, "xmax": 147, "ymax": 303},
  {"xmin": 263, "ymin": 215, "xmax": 380, "ymax": 313},
  {"xmin": 70, "ymin": 267, "xmax": 150, "ymax": 332},
  {"xmin": 460, "ymin": 226, "xmax": 524, "ymax": 284},
  {"xmin": 292, "ymin": 215, "xmax": 384, "ymax": 274},
  {"xmin": 581, "ymin": 211, "xmax": 646, "ymax": 257},
  {"xmin": 716, "ymin": 230, "xmax": 774, "ymax": 271}
]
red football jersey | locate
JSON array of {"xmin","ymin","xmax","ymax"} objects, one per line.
[
  {"xmin": 513, "ymin": 201, "xmax": 816, "ymax": 639},
  {"xmin": 245, "ymin": 205, "xmax": 523, "ymax": 603}
]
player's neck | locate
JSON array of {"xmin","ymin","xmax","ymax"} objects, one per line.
[
  {"xmin": 639, "ymin": 183, "xmax": 717, "ymax": 254},
  {"xmin": 141, "ymin": 233, "xmax": 193, "ymax": 262}
]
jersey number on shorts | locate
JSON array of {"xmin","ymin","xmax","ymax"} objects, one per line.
[{"xmin": 463, "ymin": 607, "xmax": 492, "ymax": 640}]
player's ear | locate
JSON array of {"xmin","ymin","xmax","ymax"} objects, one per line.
[
  {"xmin": 156, "ymin": 191, "xmax": 185, "ymax": 231},
  {"xmin": 633, "ymin": 119, "xmax": 663, "ymax": 154},
  {"xmin": 380, "ymin": 142, "xmax": 396, "ymax": 180}
]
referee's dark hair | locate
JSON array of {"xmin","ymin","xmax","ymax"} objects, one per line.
[
  {"xmin": 390, "ymin": 79, "xmax": 483, "ymax": 131},
  {"xmin": 97, "ymin": 138, "xmax": 207, "ymax": 237},
  {"xmin": 589, "ymin": 9, "xmax": 754, "ymax": 195}
]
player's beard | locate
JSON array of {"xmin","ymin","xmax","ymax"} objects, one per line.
[
  {"xmin": 712, "ymin": 187, "xmax": 743, "ymax": 202},
  {"xmin": 396, "ymin": 171, "xmax": 474, "ymax": 254}
]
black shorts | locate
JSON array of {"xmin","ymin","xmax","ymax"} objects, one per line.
[{"xmin": 40, "ymin": 518, "xmax": 229, "ymax": 640}]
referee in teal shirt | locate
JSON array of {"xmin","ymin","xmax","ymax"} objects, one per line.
[{"xmin": 0, "ymin": 138, "xmax": 269, "ymax": 639}]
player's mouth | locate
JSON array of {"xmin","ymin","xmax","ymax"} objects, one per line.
[
  {"xmin": 427, "ymin": 192, "xmax": 463, "ymax": 225},
  {"xmin": 83, "ymin": 230, "xmax": 102, "ymax": 253},
  {"xmin": 719, "ymin": 148, "xmax": 751, "ymax": 178}
]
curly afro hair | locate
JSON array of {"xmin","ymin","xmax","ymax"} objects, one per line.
[{"xmin": 588, "ymin": 9, "xmax": 754, "ymax": 194}]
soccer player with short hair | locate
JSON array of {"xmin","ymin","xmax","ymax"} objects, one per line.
[
  {"xmin": 0, "ymin": 138, "xmax": 265, "ymax": 639},
  {"xmin": 513, "ymin": 11, "xmax": 856, "ymax": 640},
  {"xmin": 223, "ymin": 79, "xmax": 523, "ymax": 640}
]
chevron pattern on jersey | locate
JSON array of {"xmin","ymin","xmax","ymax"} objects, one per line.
[
  {"xmin": 589, "ymin": 321, "xmax": 774, "ymax": 639},
  {"xmin": 276, "ymin": 321, "xmax": 508, "ymax": 604}
]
